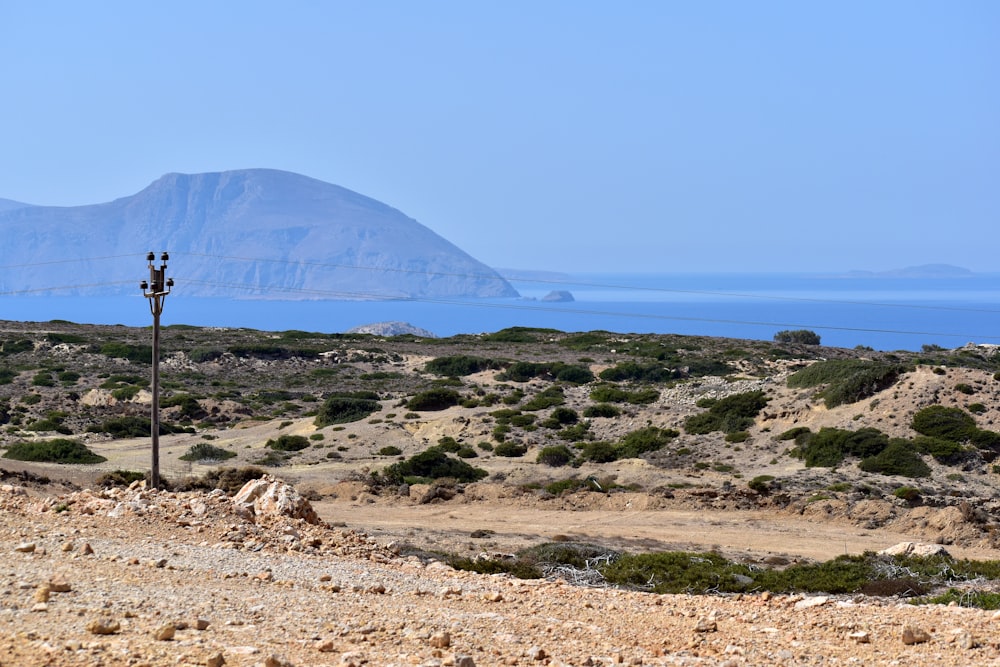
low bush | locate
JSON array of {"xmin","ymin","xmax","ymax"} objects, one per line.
[
  {"xmin": 406, "ymin": 388, "xmax": 461, "ymax": 411},
  {"xmin": 537, "ymin": 444, "xmax": 575, "ymax": 467},
  {"xmin": 380, "ymin": 447, "xmax": 487, "ymax": 484},
  {"xmin": 315, "ymin": 395, "xmax": 381, "ymax": 426},
  {"xmin": 583, "ymin": 403, "xmax": 621, "ymax": 418},
  {"xmin": 792, "ymin": 427, "xmax": 889, "ymax": 468},
  {"xmin": 87, "ymin": 416, "xmax": 187, "ymax": 438},
  {"xmin": 911, "ymin": 405, "xmax": 977, "ymax": 441},
  {"xmin": 493, "ymin": 442, "xmax": 528, "ymax": 457},
  {"xmin": 96, "ymin": 470, "xmax": 147, "ymax": 488},
  {"xmin": 174, "ymin": 466, "xmax": 266, "ymax": 495},
  {"xmin": 684, "ymin": 391, "xmax": 769, "ymax": 435},
  {"xmin": 787, "ymin": 359, "xmax": 906, "ymax": 408},
  {"xmin": 616, "ymin": 426, "xmax": 680, "ymax": 459},
  {"xmin": 378, "ymin": 445, "xmax": 403, "ymax": 456},
  {"xmin": 521, "ymin": 386, "xmax": 565, "ymax": 411},
  {"xmin": 589, "ymin": 384, "xmax": 659, "ymax": 405},
  {"xmin": 179, "ymin": 443, "xmax": 237, "ymax": 462},
  {"xmin": 3, "ymin": 439, "xmax": 107, "ymax": 464},
  {"xmin": 98, "ymin": 342, "xmax": 153, "ymax": 364},
  {"xmin": 425, "ymin": 355, "xmax": 499, "ymax": 377},
  {"xmin": 859, "ymin": 441, "xmax": 931, "ymax": 478},
  {"xmin": 774, "ymin": 329, "xmax": 821, "ymax": 345},
  {"xmin": 266, "ymin": 434, "xmax": 310, "ymax": 452}
]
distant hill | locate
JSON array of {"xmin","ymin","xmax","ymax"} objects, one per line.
[
  {"xmin": 843, "ymin": 264, "xmax": 976, "ymax": 279},
  {"xmin": 0, "ymin": 169, "xmax": 518, "ymax": 299},
  {"xmin": 0, "ymin": 198, "xmax": 34, "ymax": 212}
]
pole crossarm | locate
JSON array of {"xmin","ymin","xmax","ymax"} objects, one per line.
[{"xmin": 139, "ymin": 251, "xmax": 174, "ymax": 490}]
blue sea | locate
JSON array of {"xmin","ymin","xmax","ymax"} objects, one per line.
[{"xmin": 2, "ymin": 273, "xmax": 999, "ymax": 352}]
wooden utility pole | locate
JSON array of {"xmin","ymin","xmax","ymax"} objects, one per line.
[{"xmin": 140, "ymin": 252, "xmax": 173, "ymax": 489}]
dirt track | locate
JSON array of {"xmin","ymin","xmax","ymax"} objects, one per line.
[{"xmin": 316, "ymin": 498, "xmax": 999, "ymax": 563}]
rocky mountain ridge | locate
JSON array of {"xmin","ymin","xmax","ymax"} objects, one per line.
[{"xmin": 0, "ymin": 169, "xmax": 517, "ymax": 299}]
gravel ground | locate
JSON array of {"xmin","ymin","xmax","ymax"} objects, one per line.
[{"xmin": 3, "ymin": 481, "xmax": 1000, "ymax": 667}]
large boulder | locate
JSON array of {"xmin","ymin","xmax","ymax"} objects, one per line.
[{"xmin": 232, "ymin": 475, "xmax": 320, "ymax": 524}]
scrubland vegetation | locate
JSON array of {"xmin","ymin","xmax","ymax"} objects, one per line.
[{"xmin": 4, "ymin": 320, "xmax": 1000, "ymax": 603}]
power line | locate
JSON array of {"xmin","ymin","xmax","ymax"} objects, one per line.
[
  {"xmin": 0, "ymin": 281, "xmax": 136, "ymax": 296},
  {"xmin": 0, "ymin": 254, "xmax": 139, "ymax": 270}
]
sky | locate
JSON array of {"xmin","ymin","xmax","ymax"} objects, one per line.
[{"xmin": 1, "ymin": 1, "xmax": 997, "ymax": 274}]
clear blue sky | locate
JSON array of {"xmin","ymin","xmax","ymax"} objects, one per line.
[{"xmin": 1, "ymin": 1, "xmax": 997, "ymax": 274}]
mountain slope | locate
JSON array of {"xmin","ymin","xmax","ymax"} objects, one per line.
[{"xmin": 0, "ymin": 169, "xmax": 517, "ymax": 299}]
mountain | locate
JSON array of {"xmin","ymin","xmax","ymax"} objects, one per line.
[
  {"xmin": 0, "ymin": 169, "xmax": 518, "ymax": 299},
  {"xmin": 843, "ymin": 264, "xmax": 975, "ymax": 279},
  {"xmin": 0, "ymin": 198, "xmax": 34, "ymax": 212}
]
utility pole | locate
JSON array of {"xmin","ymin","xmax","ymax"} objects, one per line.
[{"xmin": 140, "ymin": 252, "xmax": 173, "ymax": 489}]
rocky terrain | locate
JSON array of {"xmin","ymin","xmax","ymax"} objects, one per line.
[{"xmin": 3, "ymin": 320, "xmax": 1000, "ymax": 664}]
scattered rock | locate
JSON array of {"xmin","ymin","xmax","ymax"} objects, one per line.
[
  {"xmin": 14, "ymin": 542, "xmax": 36, "ymax": 553},
  {"xmin": 880, "ymin": 542, "xmax": 951, "ymax": 558},
  {"xmin": 154, "ymin": 623, "xmax": 176, "ymax": 641},
  {"xmin": 86, "ymin": 617, "xmax": 121, "ymax": 635},
  {"xmin": 902, "ymin": 626, "xmax": 931, "ymax": 645},
  {"xmin": 232, "ymin": 475, "xmax": 321, "ymax": 524},
  {"xmin": 429, "ymin": 631, "xmax": 451, "ymax": 648},
  {"xmin": 694, "ymin": 617, "xmax": 717, "ymax": 633}
]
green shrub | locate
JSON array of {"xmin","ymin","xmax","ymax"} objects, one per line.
[
  {"xmin": 188, "ymin": 347, "xmax": 225, "ymax": 363},
  {"xmin": 911, "ymin": 405, "xmax": 977, "ymax": 441},
  {"xmin": 599, "ymin": 361, "xmax": 678, "ymax": 383},
  {"xmin": 748, "ymin": 475, "xmax": 775, "ymax": 494},
  {"xmin": 111, "ymin": 385, "xmax": 142, "ymax": 401},
  {"xmin": 227, "ymin": 344, "xmax": 318, "ymax": 360},
  {"xmin": 0, "ymin": 339, "xmax": 33, "ymax": 355},
  {"xmin": 406, "ymin": 388, "xmax": 461, "ymax": 411},
  {"xmin": 3, "ymin": 439, "xmax": 106, "ymax": 464},
  {"xmin": 774, "ymin": 329, "xmax": 821, "ymax": 345},
  {"xmin": 315, "ymin": 395, "xmax": 381, "ymax": 426},
  {"xmin": 589, "ymin": 384, "xmax": 659, "ymax": 405},
  {"xmin": 969, "ymin": 403, "xmax": 987, "ymax": 415},
  {"xmin": 31, "ymin": 372, "xmax": 54, "ymax": 387},
  {"xmin": 725, "ymin": 431, "xmax": 750, "ymax": 443},
  {"xmin": 893, "ymin": 486, "xmax": 922, "ymax": 503},
  {"xmin": 99, "ymin": 342, "xmax": 153, "ymax": 364},
  {"xmin": 793, "ymin": 427, "xmax": 889, "ymax": 468},
  {"xmin": 521, "ymin": 386, "xmax": 565, "ymax": 411},
  {"xmin": 266, "ymin": 434, "xmax": 310, "ymax": 452},
  {"xmin": 547, "ymin": 407, "xmax": 579, "ymax": 425},
  {"xmin": 684, "ymin": 391, "xmax": 769, "ymax": 435},
  {"xmin": 859, "ymin": 441, "xmax": 931, "ymax": 478},
  {"xmin": 436, "ymin": 437, "xmax": 462, "ymax": 453},
  {"xmin": 537, "ymin": 444, "xmax": 574, "ymax": 467},
  {"xmin": 481, "ymin": 327, "xmax": 553, "ymax": 343},
  {"xmin": 616, "ymin": 426, "xmax": 679, "ymax": 459},
  {"xmin": 578, "ymin": 441, "xmax": 617, "ymax": 463},
  {"xmin": 161, "ymin": 395, "xmax": 205, "ymax": 420},
  {"xmin": 378, "ymin": 445, "xmax": 403, "ymax": 456},
  {"xmin": 456, "ymin": 446, "xmax": 477, "ymax": 458},
  {"xmin": 583, "ymin": 403, "xmax": 621, "ymax": 418},
  {"xmin": 96, "ymin": 470, "xmax": 147, "ymax": 488},
  {"xmin": 425, "ymin": 355, "xmax": 498, "ymax": 377},
  {"xmin": 381, "ymin": 447, "xmax": 487, "ymax": 484},
  {"xmin": 174, "ymin": 466, "xmax": 266, "ymax": 495},
  {"xmin": 778, "ymin": 426, "xmax": 811, "ymax": 441},
  {"xmin": 179, "ymin": 443, "xmax": 237, "ymax": 462},
  {"xmin": 787, "ymin": 359, "xmax": 905, "ymax": 408},
  {"xmin": 493, "ymin": 442, "xmax": 528, "ymax": 457},
  {"xmin": 554, "ymin": 365, "xmax": 595, "ymax": 384},
  {"xmin": 87, "ymin": 416, "xmax": 185, "ymax": 438},
  {"xmin": 0, "ymin": 368, "xmax": 16, "ymax": 385}
]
